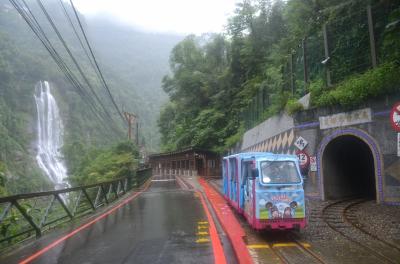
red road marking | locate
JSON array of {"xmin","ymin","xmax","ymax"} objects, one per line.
[
  {"xmin": 196, "ymin": 190, "xmax": 227, "ymax": 264},
  {"xmin": 199, "ymin": 178, "xmax": 253, "ymax": 264},
  {"xmin": 19, "ymin": 180, "xmax": 152, "ymax": 264}
]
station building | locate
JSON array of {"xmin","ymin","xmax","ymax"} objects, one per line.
[{"xmin": 149, "ymin": 147, "xmax": 221, "ymax": 178}]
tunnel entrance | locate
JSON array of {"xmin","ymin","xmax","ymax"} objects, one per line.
[{"xmin": 322, "ymin": 135, "xmax": 376, "ymax": 200}]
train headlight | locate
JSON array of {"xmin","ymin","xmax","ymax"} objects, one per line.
[{"xmin": 290, "ymin": 201, "xmax": 297, "ymax": 208}]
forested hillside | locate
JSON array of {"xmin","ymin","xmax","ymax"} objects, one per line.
[
  {"xmin": 0, "ymin": 0, "xmax": 181, "ymax": 195},
  {"xmin": 159, "ymin": 0, "xmax": 400, "ymax": 153}
]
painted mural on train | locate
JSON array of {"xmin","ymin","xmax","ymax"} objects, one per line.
[{"xmin": 258, "ymin": 191, "xmax": 305, "ymax": 219}]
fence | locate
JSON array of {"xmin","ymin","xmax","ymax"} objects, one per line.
[
  {"xmin": 0, "ymin": 168, "xmax": 152, "ymax": 250},
  {"xmin": 242, "ymin": 2, "xmax": 398, "ymax": 129}
]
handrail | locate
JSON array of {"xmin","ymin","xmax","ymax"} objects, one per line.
[
  {"xmin": 0, "ymin": 177, "xmax": 127, "ymax": 203},
  {"xmin": 0, "ymin": 168, "xmax": 152, "ymax": 250}
]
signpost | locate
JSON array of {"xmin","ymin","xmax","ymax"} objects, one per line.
[
  {"xmin": 398, "ymin": 133, "xmax": 400, "ymax": 157},
  {"xmin": 390, "ymin": 102, "xmax": 400, "ymax": 132}
]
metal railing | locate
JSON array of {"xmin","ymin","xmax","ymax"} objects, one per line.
[{"xmin": 0, "ymin": 168, "xmax": 152, "ymax": 250}]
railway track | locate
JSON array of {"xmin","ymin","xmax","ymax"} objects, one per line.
[
  {"xmin": 343, "ymin": 200, "xmax": 400, "ymax": 252},
  {"xmin": 206, "ymin": 178, "xmax": 400, "ymax": 263},
  {"xmin": 322, "ymin": 198, "xmax": 400, "ymax": 264},
  {"xmin": 265, "ymin": 235, "xmax": 327, "ymax": 264}
]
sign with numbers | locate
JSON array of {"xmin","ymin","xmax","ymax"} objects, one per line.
[
  {"xmin": 294, "ymin": 136, "xmax": 308, "ymax": 150},
  {"xmin": 296, "ymin": 150, "xmax": 310, "ymax": 170},
  {"xmin": 390, "ymin": 102, "xmax": 400, "ymax": 132},
  {"xmin": 310, "ymin": 156, "xmax": 317, "ymax": 171}
]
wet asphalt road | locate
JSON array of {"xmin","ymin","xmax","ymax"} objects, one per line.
[{"xmin": 1, "ymin": 178, "xmax": 214, "ymax": 264}]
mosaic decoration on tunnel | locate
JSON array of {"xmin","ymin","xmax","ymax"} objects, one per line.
[{"xmin": 243, "ymin": 129, "xmax": 297, "ymax": 155}]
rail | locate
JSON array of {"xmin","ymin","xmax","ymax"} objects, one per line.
[{"xmin": 0, "ymin": 168, "xmax": 152, "ymax": 250}]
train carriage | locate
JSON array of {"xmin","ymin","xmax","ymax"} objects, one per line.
[{"xmin": 222, "ymin": 152, "xmax": 307, "ymax": 230}]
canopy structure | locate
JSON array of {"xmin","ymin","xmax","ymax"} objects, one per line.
[{"xmin": 148, "ymin": 147, "xmax": 221, "ymax": 177}]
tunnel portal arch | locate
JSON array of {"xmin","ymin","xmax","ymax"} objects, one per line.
[{"xmin": 317, "ymin": 128, "xmax": 383, "ymax": 202}]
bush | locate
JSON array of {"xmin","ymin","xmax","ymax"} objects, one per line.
[
  {"xmin": 285, "ymin": 99, "xmax": 304, "ymax": 116},
  {"xmin": 309, "ymin": 79, "xmax": 325, "ymax": 105},
  {"xmin": 69, "ymin": 141, "xmax": 139, "ymax": 186},
  {"xmin": 223, "ymin": 124, "xmax": 245, "ymax": 150},
  {"xmin": 311, "ymin": 62, "xmax": 400, "ymax": 107}
]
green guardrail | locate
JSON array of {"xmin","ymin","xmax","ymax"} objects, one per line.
[{"xmin": 0, "ymin": 168, "xmax": 152, "ymax": 251}]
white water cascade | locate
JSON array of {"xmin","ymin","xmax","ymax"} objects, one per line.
[{"xmin": 34, "ymin": 81, "xmax": 68, "ymax": 189}]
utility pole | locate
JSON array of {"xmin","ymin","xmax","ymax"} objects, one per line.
[{"xmin": 123, "ymin": 112, "xmax": 137, "ymax": 142}]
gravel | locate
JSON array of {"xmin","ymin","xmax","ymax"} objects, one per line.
[{"xmin": 354, "ymin": 200, "xmax": 400, "ymax": 246}]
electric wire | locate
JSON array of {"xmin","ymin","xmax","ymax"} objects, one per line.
[
  {"xmin": 16, "ymin": 0, "xmax": 106, "ymax": 126},
  {"xmin": 19, "ymin": 0, "xmax": 122, "ymax": 137},
  {"xmin": 35, "ymin": 0, "xmax": 120, "ymax": 128},
  {"xmin": 57, "ymin": 0, "xmax": 97, "ymax": 78},
  {"xmin": 57, "ymin": 0, "xmax": 126, "ymax": 132},
  {"xmin": 58, "ymin": 0, "xmax": 127, "ymax": 127},
  {"xmin": 69, "ymin": 0, "xmax": 127, "ymax": 125},
  {"xmin": 9, "ymin": 0, "xmax": 120, "ymax": 138}
]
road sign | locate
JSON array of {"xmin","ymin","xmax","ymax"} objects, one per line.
[
  {"xmin": 310, "ymin": 156, "xmax": 317, "ymax": 172},
  {"xmin": 296, "ymin": 150, "xmax": 310, "ymax": 170},
  {"xmin": 390, "ymin": 102, "xmax": 400, "ymax": 132},
  {"xmin": 398, "ymin": 134, "xmax": 400, "ymax": 157},
  {"xmin": 294, "ymin": 136, "xmax": 308, "ymax": 150}
]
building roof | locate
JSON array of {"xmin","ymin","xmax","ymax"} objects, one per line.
[{"xmin": 148, "ymin": 147, "xmax": 218, "ymax": 159}]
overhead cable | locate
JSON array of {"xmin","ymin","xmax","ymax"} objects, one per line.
[
  {"xmin": 69, "ymin": 0, "xmax": 127, "ymax": 125},
  {"xmin": 9, "ymin": 0, "xmax": 121, "ymax": 138}
]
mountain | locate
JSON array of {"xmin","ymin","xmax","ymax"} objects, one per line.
[
  {"xmin": 0, "ymin": 0, "xmax": 181, "ymax": 195},
  {"xmin": 85, "ymin": 16, "xmax": 183, "ymax": 149}
]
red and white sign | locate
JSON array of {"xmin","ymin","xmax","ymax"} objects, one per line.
[
  {"xmin": 310, "ymin": 156, "xmax": 317, "ymax": 172},
  {"xmin": 390, "ymin": 102, "xmax": 400, "ymax": 132},
  {"xmin": 296, "ymin": 150, "xmax": 310, "ymax": 170}
]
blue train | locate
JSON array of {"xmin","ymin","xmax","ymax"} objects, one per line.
[{"xmin": 222, "ymin": 152, "xmax": 306, "ymax": 230}]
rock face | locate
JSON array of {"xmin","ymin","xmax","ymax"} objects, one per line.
[{"xmin": 34, "ymin": 81, "xmax": 68, "ymax": 189}]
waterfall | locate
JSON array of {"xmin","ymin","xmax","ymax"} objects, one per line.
[{"xmin": 34, "ymin": 81, "xmax": 68, "ymax": 189}]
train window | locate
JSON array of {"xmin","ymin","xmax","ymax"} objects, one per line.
[
  {"xmin": 243, "ymin": 161, "xmax": 252, "ymax": 197},
  {"xmin": 229, "ymin": 158, "xmax": 236, "ymax": 182},
  {"xmin": 260, "ymin": 161, "xmax": 301, "ymax": 184},
  {"xmin": 222, "ymin": 160, "xmax": 227, "ymax": 178}
]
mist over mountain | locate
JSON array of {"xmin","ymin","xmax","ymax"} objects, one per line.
[{"xmin": 85, "ymin": 16, "xmax": 183, "ymax": 148}]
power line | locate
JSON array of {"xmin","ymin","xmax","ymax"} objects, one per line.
[
  {"xmin": 21, "ymin": 0, "xmax": 122, "ymax": 137},
  {"xmin": 57, "ymin": 0, "xmax": 126, "ymax": 130},
  {"xmin": 57, "ymin": 0, "xmax": 97, "ymax": 75},
  {"xmin": 9, "ymin": 0, "xmax": 121, "ymax": 138},
  {"xmin": 69, "ymin": 0, "xmax": 127, "ymax": 125},
  {"xmin": 60, "ymin": 0, "xmax": 130, "ymax": 119},
  {"xmin": 35, "ymin": 0, "xmax": 120, "ymax": 129}
]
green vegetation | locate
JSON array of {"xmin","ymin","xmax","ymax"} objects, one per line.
[
  {"xmin": 0, "ymin": 161, "xmax": 7, "ymax": 196},
  {"xmin": 159, "ymin": 0, "xmax": 399, "ymax": 152},
  {"xmin": 311, "ymin": 62, "xmax": 400, "ymax": 107},
  {"xmin": 68, "ymin": 141, "xmax": 139, "ymax": 186},
  {"xmin": 285, "ymin": 99, "xmax": 304, "ymax": 116}
]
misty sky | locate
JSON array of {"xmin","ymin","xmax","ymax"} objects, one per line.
[{"xmin": 74, "ymin": 0, "xmax": 239, "ymax": 35}]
